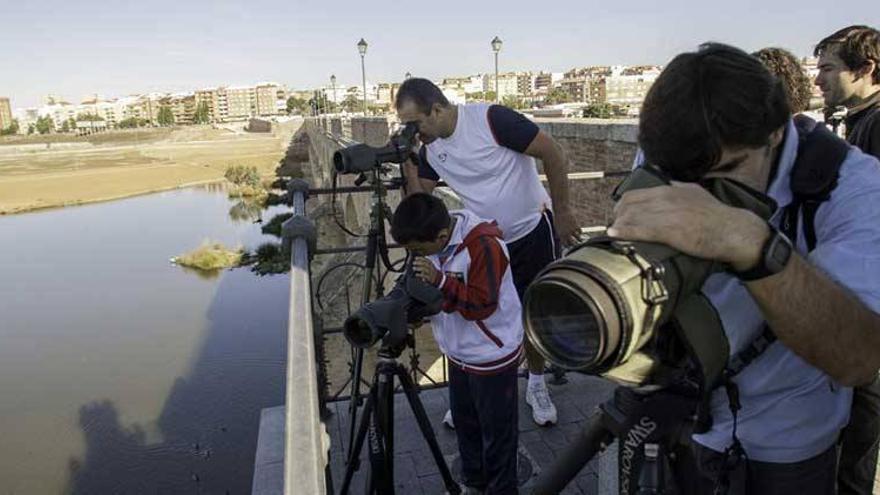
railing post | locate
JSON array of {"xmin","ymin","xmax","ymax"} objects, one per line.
[{"xmin": 281, "ymin": 179, "xmax": 327, "ymax": 495}]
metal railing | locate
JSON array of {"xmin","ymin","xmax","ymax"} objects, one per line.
[{"xmin": 281, "ymin": 179, "xmax": 327, "ymax": 495}]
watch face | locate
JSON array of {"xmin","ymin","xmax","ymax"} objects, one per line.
[{"xmin": 766, "ymin": 233, "xmax": 793, "ymax": 273}]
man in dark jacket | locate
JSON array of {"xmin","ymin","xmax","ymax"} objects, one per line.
[
  {"xmin": 815, "ymin": 25, "xmax": 880, "ymax": 158},
  {"xmin": 814, "ymin": 24, "xmax": 880, "ymax": 495}
]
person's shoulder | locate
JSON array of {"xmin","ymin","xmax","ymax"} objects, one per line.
[{"xmin": 836, "ymin": 147, "xmax": 880, "ymax": 195}]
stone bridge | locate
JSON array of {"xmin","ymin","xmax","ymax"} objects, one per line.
[{"xmin": 253, "ymin": 116, "xmax": 644, "ymax": 495}]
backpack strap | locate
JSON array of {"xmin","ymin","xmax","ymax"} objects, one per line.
[
  {"xmin": 789, "ymin": 114, "xmax": 851, "ymax": 252},
  {"xmin": 711, "ymin": 117, "xmax": 850, "ymax": 493}
]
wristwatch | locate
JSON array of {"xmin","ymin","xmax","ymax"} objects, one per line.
[{"xmin": 734, "ymin": 223, "xmax": 793, "ymax": 281}]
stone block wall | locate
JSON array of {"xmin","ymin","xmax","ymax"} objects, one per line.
[
  {"xmin": 303, "ymin": 116, "xmax": 639, "ymax": 237},
  {"xmin": 533, "ymin": 119, "xmax": 638, "ymax": 229}
]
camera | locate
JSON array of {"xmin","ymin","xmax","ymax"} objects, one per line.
[
  {"xmin": 343, "ymin": 258, "xmax": 443, "ymax": 349},
  {"xmin": 333, "ymin": 122, "xmax": 419, "ymax": 174},
  {"xmin": 522, "ymin": 165, "xmax": 777, "ymax": 390}
]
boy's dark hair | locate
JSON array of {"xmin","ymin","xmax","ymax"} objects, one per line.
[
  {"xmin": 753, "ymin": 47, "xmax": 814, "ymax": 113},
  {"xmin": 638, "ymin": 42, "xmax": 791, "ymax": 181},
  {"xmin": 394, "ymin": 78, "xmax": 450, "ymax": 115},
  {"xmin": 391, "ymin": 193, "xmax": 451, "ymax": 244},
  {"xmin": 814, "ymin": 25, "xmax": 880, "ymax": 84}
]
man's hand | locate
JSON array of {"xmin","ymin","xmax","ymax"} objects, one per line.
[
  {"xmin": 553, "ymin": 206, "xmax": 581, "ymax": 247},
  {"xmin": 402, "ymin": 158, "xmax": 425, "ymax": 196},
  {"xmin": 607, "ymin": 182, "xmax": 770, "ymax": 271},
  {"xmin": 412, "ymin": 257, "xmax": 440, "ymax": 285},
  {"xmin": 403, "ymin": 158, "xmax": 419, "ymax": 181}
]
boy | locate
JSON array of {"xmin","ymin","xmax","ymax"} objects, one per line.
[{"xmin": 391, "ymin": 193, "xmax": 522, "ymax": 494}]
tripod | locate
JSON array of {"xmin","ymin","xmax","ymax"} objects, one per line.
[
  {"xmin": 530, "ymin": 382, "xmax": 700, "ymax": 495},
  {"xmin": 346, "ymin": 168, "xmax": 398, "ymax": 461},
  {"xmin": 339, "ymin": 339, "xmax": 461, "ymax": 495}
]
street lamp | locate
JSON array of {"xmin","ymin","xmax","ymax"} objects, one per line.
[
  {"xmin": 357, "ymin": 38, "xmax": 368, "ymax": 115},
  {"xmin": 491, "ymin": 36, "xmax": 503, "ymax": 103},
  {"xmin": 330, "ymin": 74, "xmax": 337, "ymax": 114}
]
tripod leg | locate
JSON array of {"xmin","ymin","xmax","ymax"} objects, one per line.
[
  {"xmin": 371, "ymin": 363, "xmax": 396, "ymax": 495},
  {"xmin": 531, "ymin": 410, "xmax": 615, "ymax": 495},
  {"xmin": 395, "ymin": 366, "xmax": 462, "ymax": 495},
  {"xmin": 347, "ymin": 347, "xmax": 365, "ymax": 460},
  {"xmin": 341, "ymin": 380, "xmax": 378, "ymax": 495},
  {"xmin": 347, "ymin": 228, "xmax": 378, "ymax": 460}
]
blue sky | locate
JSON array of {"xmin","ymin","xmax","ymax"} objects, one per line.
[{"xmin": 1, "ymin": 0, "xmax": 878, "ymax": 108}]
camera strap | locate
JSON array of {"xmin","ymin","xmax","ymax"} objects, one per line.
[{"xmin": 712, "ymin": 115, "xmax": 849, "ymax": 493}]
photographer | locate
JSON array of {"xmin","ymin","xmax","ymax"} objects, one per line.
[
  {"xmin": 609, "ymin": 43, "xmax": 880, "ymax": 493},
  {"xmin": 391, "ymin": 193, "xmax": 522, "ymax": 494},
  {"xmin": 396, "ymin": 78, "xmax": 576, "ymax": 426}
]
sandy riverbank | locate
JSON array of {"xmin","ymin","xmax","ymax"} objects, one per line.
[{"xmin": 0, "ymin": 121, "xmax": 302, "ymax": 215}]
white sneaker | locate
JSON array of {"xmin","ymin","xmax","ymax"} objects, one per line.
[
  {"xmin": 526, "ymin": 385, "xmax": 558, "ymax": 426},
  {"xmin": 442, "ymin": 409, "xmax": 455, "ymax": 429}
]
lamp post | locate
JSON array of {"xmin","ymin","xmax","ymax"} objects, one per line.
[
  {"xmin": 330, "ymin": 74, "xmax": 337, "ymax": 114},
  {"xmin": 357, "ymin": 38, "xmax": 368, "ymax": 115},
  {"xmin": 491, "ymin": 36, "xmax": 503, "ymax": 103}
]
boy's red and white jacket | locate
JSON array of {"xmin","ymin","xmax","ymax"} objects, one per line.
[{"xmin": 426, "ymin": 209, "xmax": 523, "ymax": 374}]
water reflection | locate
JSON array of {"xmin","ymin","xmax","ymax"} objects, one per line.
[
  {"xmin": 0, "ymin": 187, "xmax": 289, "ymax": 493},
  {"xmin": 228, "ymin": 199, "xmax": 265, "ymax": 224},
  {"xmin": 66, "ymin": 268, "xmax": 289, "ymax": 494}
]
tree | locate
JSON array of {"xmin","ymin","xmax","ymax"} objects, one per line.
[
  {"xmin": 117, "ymin": 117, "xmax": 146, "ymax": 129},
  {"xmin": 157, "ymin": 106, "xmax": 175, "ymax": 126},
  {"xmin": 341, "ymin": 95, "xmax": 360, "ymax": 113},
  {"xmin": 583, "ymin": 103, "xmax": 613, "ymax": 118},
  {"xmin": 0, "ymin": 118, "xmax": 20, "ymax": 136},
  {"xmin": 544, "ymin": 87, "xmax": 570, "ymax": 105},
  {"xmin": 193, "ymin": 101, "xmax": 211, "ymax": 124},
  {"xmin": 35, "ymin": 116, "xmax": 54, "ymax": 135},
  {"xmin": 61, "ymin": 120, "xmax": 70, "ymax": 133},
  {"xmin": 466, "ymin": 91, "xmax": 496, "ymax": 102},
  {"xmin": 76, "ymin": 112, "xmax": 104, "ymax": 122},
  {"xmin": 27, "ymin": 124, "xmax": 35, "ymax": 135},
  {"xmin": 285, "ymin": 96, "xmax": 308, "ymax": 115},
  {"xmin": 501, "ymin": 95, "xmax": 525, "ymax": 110},
  {"xmin": 224, "ymin": 165, "xmax": 261, "ymax": 186}
]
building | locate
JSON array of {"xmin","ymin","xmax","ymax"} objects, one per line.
[
  {"xmin": 440, "ymin": 75, "xmax": 484, "ymax": 96},
  {"xmin": 0, "ymin": 97, "xmax": 13, "ymax": 131},
  {"xmin": 559, "ymin": 75, "xmax": 589, "ymax": 102},
  {"xmin": 376, "ymin": 83, "xmax": 395, "ymax": 105},
  {"xmin": 483, "ymin": 72, "xmax": 519, "ymax": 100},
  {"xmin": 603, "ymin": 66, "xmax": 661, "ymax": 108},
  {"xmin": 255, "ymin": 83, "xmax": 281, "ymax": 116},
  {"xmin": 516, "ymin": 72, "xmax": 535, "ymax": 97},
  {"xmin": 167, "ymin": 93, "xmax": 196, "ymax": 125},
  {"xmin": 225, "ymin": 86, "xmax": 256, "ymax": 120},
  {"xmin": 195, "ymin": 88, "xmax": 223, "ymax": 123}
]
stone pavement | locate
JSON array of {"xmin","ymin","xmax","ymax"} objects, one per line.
[{"xmin": 324, "ymin": 373, "xmax": 617, "ymax": 495}]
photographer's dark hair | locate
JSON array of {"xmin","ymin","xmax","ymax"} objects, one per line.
[
  {"xmin": 753, "ymin": 47, "xmax": 813, "ymax": 113},
  {"xmin": 815, "ymin": 25, "xmax": 880, "ymax": 84},
  {"xmin": 394, "ymin": 78, "xmax": 450, "ymax": 115},
  {"xmin": 638, "ymin": 42, "xmax": 790, "ymax": 181},
  {"xmin": 391, "ymin": 193, "xmax": 451, "ymax": 244}
]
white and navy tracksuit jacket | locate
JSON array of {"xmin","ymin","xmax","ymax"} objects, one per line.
[{"xmin": 426, "ymin": 209, "xmax": 524, "ymax": 374}]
